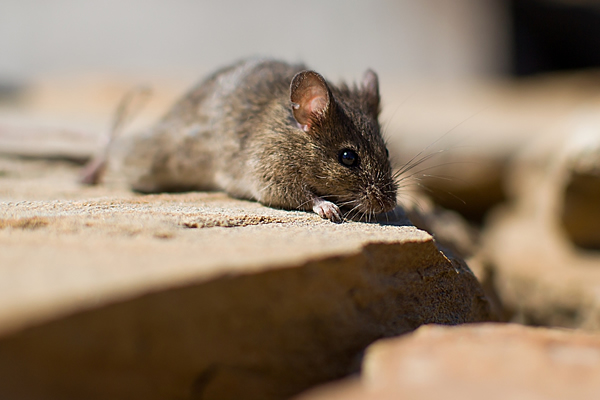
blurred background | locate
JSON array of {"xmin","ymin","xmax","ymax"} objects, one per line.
[
  {"xmin": 0, "ymin": 0, "xmax": 508, "ymax": 85},
  {"xmin": 1, "ymin": 0, "xmax": 599, "ymax": 118},
  {"xmin": 1, "ymin": 0, "xmax": 599, "ymax": 86}
]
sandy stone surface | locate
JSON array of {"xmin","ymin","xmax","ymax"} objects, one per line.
[
  {"xmin": 296, "ymin": 323, "xmax": 600, "ymax": 400},
  {"xmin": 0, "ymin": 156, "xmax": 492, "ymax": 400}
]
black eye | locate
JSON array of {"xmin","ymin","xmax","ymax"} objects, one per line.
[
  {"xmin": 339, "ymin": 149, "xmax": 359, "ymax": 167},
  {"xmin": 385, "ymin": 148, "xmax": 389, "ymax": 158}
]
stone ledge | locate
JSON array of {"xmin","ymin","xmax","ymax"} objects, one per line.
[
  {"xmin": 0, "ymin": 191, "xmax": 432, "ymax": 336},
  {"xmin": 0, "ymin": 158, "xmax": 492, "ymax": 400}
]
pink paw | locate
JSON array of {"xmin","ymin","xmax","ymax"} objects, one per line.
[{"xmin": 313, "ymin": 199, "xmax": 343, "ymax": 222}]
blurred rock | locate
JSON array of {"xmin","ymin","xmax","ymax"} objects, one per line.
[
  {"xmin": 0, "ymin": 157, "xmax": 492, "ymax": 400},
  {"xmin": 483, "ymin": 114, "xmax": 600, "ymax": 330},
  {"xmin": 386, "ymin": 70, "xmax": 600, "ymax": 223},
  {"xmin": 560, "ymin": 140, "xmax": 600, "ymax": 250},
  {"xmin": 396, "ymin": 193, "xmax": 479, "ymax": 260},
  {"xmin": 0, "ymin": 75, "xmax": 186, "ymax": 162},
  {"xmin": 295, "ymin": 323, "xmax": 600, "ymax": 400},
  {"xmin": 0, "ymin": 124, "xmax": 99, "ymax": 162}
]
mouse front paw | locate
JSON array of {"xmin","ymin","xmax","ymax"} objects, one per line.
[{"xmin": 312, "ymin": 198, "xmax": 343, "ymax": 223}]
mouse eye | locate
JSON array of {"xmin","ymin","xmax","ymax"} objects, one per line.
[
  {"xmin": 385, "ymin": 148, "xmax": 389, "ymax": 158},
  {"xmin": 339, "ymin": 149, "xmax": 359, "ymax": 167}
]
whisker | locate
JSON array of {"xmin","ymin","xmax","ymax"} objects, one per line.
[
  {"xmin": 394, "ymin": 161, "xmax": 475, "ymax": 185},
  {"xmin": 394, "ymin": 149, "xmax": 446, "ymax": 179},
  {"xmin": 435, "ymin": 189, "xmax": 467, "ymax": 205},
  {"xmin": 397, "ymin": 193, "xmax": 427, "ymax": 214},
  {"xmin": 343, "ymin": 203, "xmax": 362, "ymax": 221}
]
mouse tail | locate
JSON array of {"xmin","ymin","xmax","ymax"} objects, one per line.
[{"xmin": 80, "ymin": 85, "xmax": 152, "ymax": 185}]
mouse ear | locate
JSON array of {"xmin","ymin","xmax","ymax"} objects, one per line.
[
  {"xmin": 362, "ymin": 69, "xmax": 380, "ymax": 116},
  {"xmin": 290, "ymin": 70, "xmax": 331, "ymax": 131}
]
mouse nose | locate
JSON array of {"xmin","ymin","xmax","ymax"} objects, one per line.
[{"xmin": 363, "ymin": 185, "xmax": 397, "ymax": 214}]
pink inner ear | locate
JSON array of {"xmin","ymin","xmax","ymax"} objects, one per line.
[
  {"xmin": 309, "ymin": 96, "xmax": 327, "ymax": 115},
  {"xmin": 294, "ymin": 87, "xmax": 328, "ymax": 127},
  {"xmin": 291, "ymin": 70, "xmax": 330, "ymax": 128}
]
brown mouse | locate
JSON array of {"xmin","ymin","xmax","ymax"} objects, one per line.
[{"xmin": 86, "ymin": 59, "xmax": 397, "ymax": 222}]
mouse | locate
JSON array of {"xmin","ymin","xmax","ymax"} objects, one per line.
[{"xmin": 84, "ymin": 59, "xmax": 397, "ymax": 222}]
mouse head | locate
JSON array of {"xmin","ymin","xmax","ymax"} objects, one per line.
[{"xmin": 290, "ymin": 69, "xmax": 397, "ymax": 219}]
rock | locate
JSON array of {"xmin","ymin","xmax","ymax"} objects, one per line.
[
  {"xmin": 295, "ymin": 323, "xmax": 600, "ymax": 400},
  {"xmin": 483, "ymin": 115, "xmax": 600, "ymax": 330},
  {"xmin": 560, "ymin": 140, "xmax": 600, "ymax": 249},
  {"xmin": 397, "ymin": 193, "xmax": 480, "ymax": 261},
  {"xmin": 397, "ymin": 194, "xmax": 508, "ymax": 321},
  {"xmin": 0, "ymin": 75, "xmax": 185, "ymax": 162},
  {"xmin": 0, "ymin": 157, "xmax": 492, "ymax": 400}
]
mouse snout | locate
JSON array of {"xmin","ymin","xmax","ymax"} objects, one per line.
[{"xmin": 361, "ymin": 184, "xmax": 397, "ymax": 214}]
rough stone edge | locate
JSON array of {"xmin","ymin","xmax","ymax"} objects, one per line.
[{"xmin": 0, "ymin": 235, "xmax": 492, "ymax": 400}]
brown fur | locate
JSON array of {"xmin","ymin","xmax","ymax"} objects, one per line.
[{"xmin": 114, "ymin": 59, "xmax": 397, "ymax": 221}]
